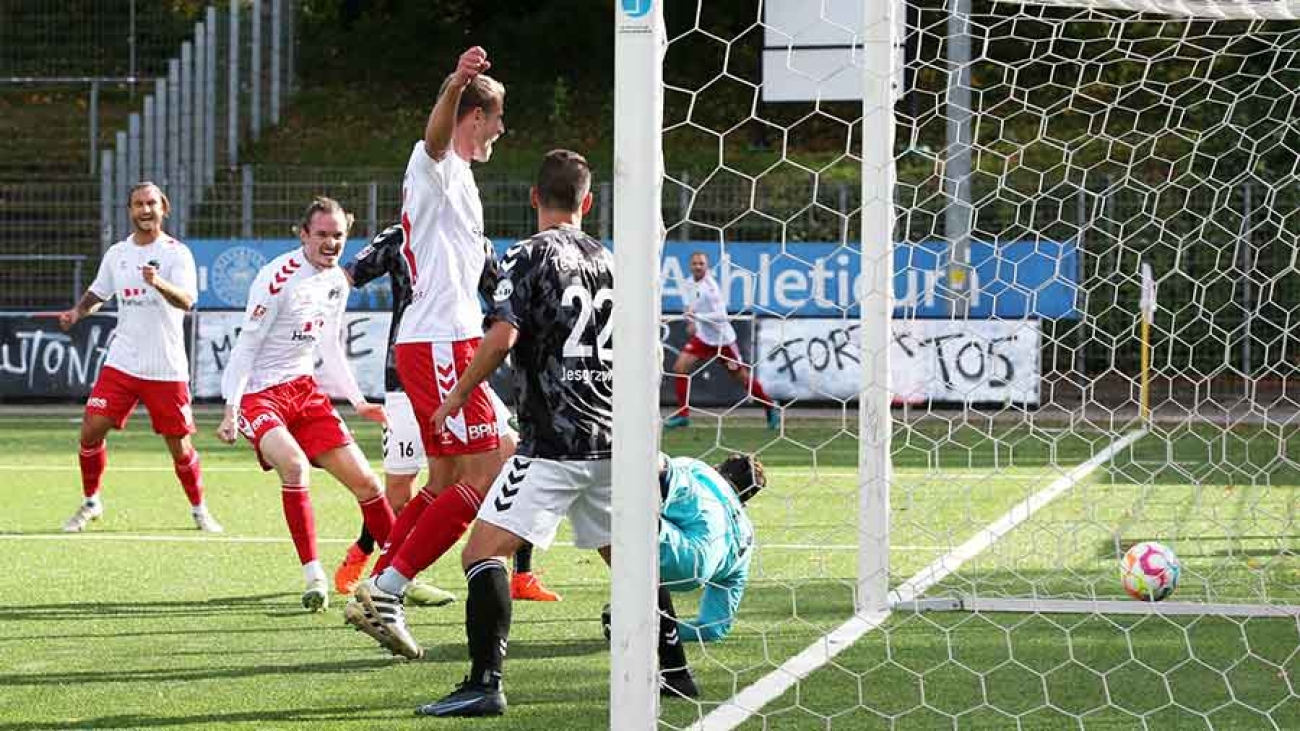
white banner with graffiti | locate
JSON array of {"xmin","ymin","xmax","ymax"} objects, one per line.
[
  {"xmin": 194, "ymin": 311, "xmax": 392, "ymax": 400},
  {"xmin": 756, "ymin": 319, "xmax": 1040, "ymax": 405}
]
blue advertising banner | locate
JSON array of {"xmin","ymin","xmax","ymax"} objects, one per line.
[{"xmin": 191, "ymin": 237, "xmax": 1078, "ymax": 319}]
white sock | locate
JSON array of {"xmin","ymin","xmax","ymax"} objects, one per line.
[
  {"xmin": 192, "ymin": 501, "xmax": 208, "ymax": 514},
  {"xmin": 376, "ymin": 567, "xmax": 411, "ymax": 597},
  {"xmin": 85, "ymin": 495, "xmax": 102, "ymax": 509},
  {"xmin": 302, "ymin": 560, "xmax": 326, "ymax": 584}
]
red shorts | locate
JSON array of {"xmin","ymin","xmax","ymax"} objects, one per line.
[
  {"xmin": 86, "ymin": 366, "xmax": 195, "ymax": 437},
  {"xmin": 395, "ymin": 339, "xmax": 501, "ymax": 457},
  {"xmin": 682, "ymin": 336, "xmax": 745, "ymax": 372},
  {"xmin": 238, "ymin": 376, "xmax": 352, "ymax": 471}
]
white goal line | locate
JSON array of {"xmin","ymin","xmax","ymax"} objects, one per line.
[
  {"xmin": 905, "ymin": 596, "xmax": 1300, "ymax": 618},
  {"xmin": 689, "ymin": 428, "xmax": 1149, "ymax": 731}
]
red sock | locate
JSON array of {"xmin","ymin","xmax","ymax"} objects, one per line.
[
  {"xmin": 390, "ymin": 483, "xmax": 483, "ymax": 580},
  {"xmin": 747, "ymin": 372, "xmax": 771, "ymax": 405},
  {"xmin": 674, "ymin": 377, "xmax": 690, "ymax": 418},
  {"xmin": 280, "ymin": 484, "xmax": 317, "ymax": 565},
  {"xmin": 358, "ymin": 494, "xmax": 395, "ymax": 547},
  {"xmin": 173, "ymin": 449, "xmax": 204, "ymax": 507},
  {"xmin": 79, "ymin": 441, "xmax": 106, "ymax": 499},
  {"xmin": 371, "ymin": 488, "xmax": 435, "ymax": 577}
]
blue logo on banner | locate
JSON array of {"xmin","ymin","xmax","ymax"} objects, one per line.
[
  {"xmin": 621, "ymin": 0, "xmax": 652, "ymax": 18},
  {"xmin": 211, "ymin": 246, "xmax": 267, "ymax": 307}
]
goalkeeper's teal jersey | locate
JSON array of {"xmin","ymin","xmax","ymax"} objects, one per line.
[{"xmin": 659, "ymin": 456, "xmax": 755, "ymax": 642}]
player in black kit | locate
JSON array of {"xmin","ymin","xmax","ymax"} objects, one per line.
[{"xmin": 415, "ymin": 150, "xmax": 697, "ymax": 718}]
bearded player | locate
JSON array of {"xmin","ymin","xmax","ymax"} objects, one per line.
[{"xmin": 59, "ymin": 181, "xmax": 222, "ymax": 534}]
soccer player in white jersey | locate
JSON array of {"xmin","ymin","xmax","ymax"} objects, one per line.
[
  {"xmin": 348, "ymin": 47, "xmax": 527, "ymax": 627},
  {"xmin": 216, "ymin": 197, "xmax": 395, "ymax": 612},
  {"xmin": 58, "ymin": 182, "xmax": 222, "ymax": 534},
  {"xmin": 665, "ymin": 251, "xmax": 778, "ymax": 430}
]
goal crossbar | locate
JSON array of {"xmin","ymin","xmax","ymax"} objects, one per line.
[{"xmin": 1008, "ymin": 0, "xmax": 1300, "ymax": 20}]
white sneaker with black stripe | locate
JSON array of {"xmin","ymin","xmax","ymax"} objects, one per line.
[
  {"xmin": 343, "ymin": 596, "xmax": 390, "ymax": 648},
  {"xmin": 354, "ymin": 578, "xmax": 423, "ymax": 659},
  {"xmin": 62, "ymin": 501, "xmax": 104, "ymax": 532},
  {"xmin": 301, "ymin": 577, "xmax": 329, "ymax": 612},
  {"xmin": 192, "ymin": 507, "xmax": 224, "ymax": 533}
]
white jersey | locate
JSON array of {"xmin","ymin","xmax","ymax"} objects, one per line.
[
  {"xmin": 687, "ymin": 275, "xmax": 736, "ymax": 346},
  {"xmin": 395, "ymin": 141, "xmax": 487, "ymax": 343},
  {"xmin": 88, "ymin": 234, "xmax": 196, "ymax": 381},
  {"xmin": 220, "ymin": 249, "xmax": 363, "ymax": 408}
]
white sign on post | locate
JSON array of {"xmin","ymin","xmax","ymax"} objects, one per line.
[
  {"xmin": 756, "ymin": 319, "xmax": 1041, "ymax": 405},
  {"xmin": 762, "ymin": 0, "xmax": 906, "ymax": 102}
]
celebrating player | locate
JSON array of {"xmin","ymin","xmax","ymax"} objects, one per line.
[
  {"xmin": 333, "ymin": 225, "xmax": 557, "ymax": 603},
  {"xmin": 344, "ymin": 45, "xmax": 558, "ymax": 645},
  {"xmin": 58, "ymin": 181, "xmax": 222, "ymax": 534},
  {"xmin": 665, "ymin": 251, "xmax": 778, "ymax": 430},
  {"xmin": 601, "ymin": 453, "xmax": 764, "ymax": 645},
  {"xmin": 217, "ymin": 197, "xmax": 394, "ymax": 612},
  {"xmin": 409, "ymin": 149, "xmax": 696, "ymax": 717}
]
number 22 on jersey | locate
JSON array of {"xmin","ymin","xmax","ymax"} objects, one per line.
[{"xmin": 562, "ymin": 285, "xmax": 613, "ymax": 362}]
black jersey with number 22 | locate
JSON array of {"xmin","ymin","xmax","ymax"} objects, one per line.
[{"xmin": 490, "ymin": 226, "xmax": 613, "ymax": 460}]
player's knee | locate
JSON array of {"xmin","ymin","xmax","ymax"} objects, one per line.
[
  {"xmin": 465, "ymin": 453, "xmax": 502, "ymax": 491},
  {"xmin": 460, "ymin": 542, "xmax": 485, "ymax": 571},
  {"xmin": 165, "ymin": 436, "xmax": 192, "ymax": 461},
  {"xmin": 80, "ymin": 420, "xmax": 108, "ymax": 447},
  {"xmin": 348, "ymin": 468, "xmax": 383, "ymax": 500},
  {"xmin": 385, "ymin": 475, "xmax": 416, "ymax": 512},
  {"xmin": 275, "ymin": 458, "xmax": 311, "ymax": 486}
]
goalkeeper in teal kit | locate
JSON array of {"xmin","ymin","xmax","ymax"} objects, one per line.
[
  {"xmin": 658, "ymin": 452, "xmax": 764, "ymax": 642},
  {"xmin": 602, "ymin": 453, "xmax": 764, "ymax": 645},
  {"xmin": 601, "ymin": 451, "xmax": 761, "ymax": 684}
]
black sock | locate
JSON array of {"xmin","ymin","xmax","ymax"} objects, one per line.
[
  {"xmin": 356, "ymin": 524, "xmax": 375, "ymax": 555},
  {"xmin": 513, "ymin": 543, "xmax": 533, "ymax": 574},
  {"xmin": 465, "ymin": 558, "xmax": 511, "ymax": 687},
  {"xmin": 658, "ymin": 586, "xmax": 689, "ymax": 674}
]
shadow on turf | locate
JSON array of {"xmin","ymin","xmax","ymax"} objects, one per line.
[
  {"xmin": 0, "ymin": 657, "xmax": 396, "ymax": 689},
  {"xmin": 0, "ymin": 593, "xmax": 318, "ymax": 623},
  {"xmin": 0, "ymin": 705, "xmax": 401, "ymax": 731}
]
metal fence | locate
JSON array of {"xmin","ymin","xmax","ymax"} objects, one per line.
[
  {"xmin": 96, "ymin": 0, "xmax": 296, "ymax": 241},
  {"xmin": 1, "ymin": 1, "xmax": 192, "ymax": 79},
  {"xmin": 0, "ymin": 255, "xmax": 87, "ymax": 311},
  {"xmin": 1, "ymin": 1, "xmax": 296, "ymax": 312},
  {"xmin": 185, "ymin": 166, "xmax": 611, "ymax": 242}
]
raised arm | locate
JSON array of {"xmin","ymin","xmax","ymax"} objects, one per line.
[{"xmin": 424, "ymin": 46, "xmax": 491, "ymax": 161}]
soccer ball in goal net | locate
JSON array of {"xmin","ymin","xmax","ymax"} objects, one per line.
[{"xmin": 611, "ymin": 0, "xmax": 1300, "ymax": 728}]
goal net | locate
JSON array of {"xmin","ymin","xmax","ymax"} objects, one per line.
[{"xmin": 612, "ymin": 0, "xmax": 1300, "ymax": 728}]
